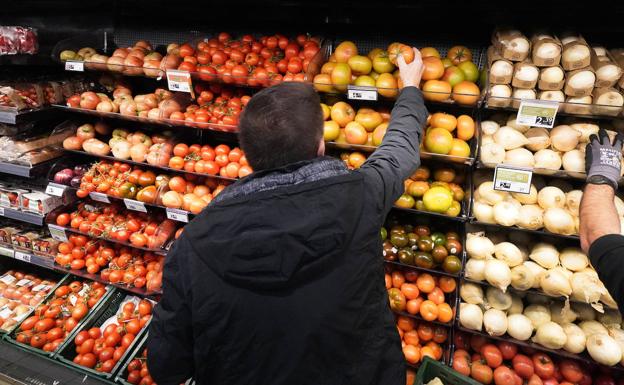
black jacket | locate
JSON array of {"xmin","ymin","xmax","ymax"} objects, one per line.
[{"xmin": 147, "ymin": 87, "xmax": 428, "ymax": 385}]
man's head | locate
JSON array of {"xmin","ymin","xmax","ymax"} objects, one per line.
[{"xmin": 239, "ymin": 82, "xmax": 324, "ymax": 171}]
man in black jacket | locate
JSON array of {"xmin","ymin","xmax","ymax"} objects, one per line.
[
  {"xmin": 147, "ymin": 49, "xmax": 427, "ymax": 385},
  {"xmin": 580, "ymin": 129, "xmax": 624, "ymax": 310}
]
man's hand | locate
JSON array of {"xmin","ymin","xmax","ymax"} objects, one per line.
[
  {"xmin": 397, "ymin": 48, "xmax": 424, "ymax": 89},
  {"xmin": 585, "ymin": 128, "xmax": 624, "ymax": 190}
]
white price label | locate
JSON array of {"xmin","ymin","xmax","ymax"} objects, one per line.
[
  {"xmin": 0, "ymin": 306, "xmax": 12, "ymax": 319},
  {"xmin": 0, "ymin": 274, "xmax": 15, "ymax": 284},
  {"xmin": 69, "ymin": 294, "xmax": 78, "ymax": 306},
  {"xmin": 31, "ymin": 284, "xmax": 49, "ymax": 292},
  {"xmin": 16, "ymin": 279, "xmax": 32, "ymax": 287},
  {"xmin": 124, "ymin": 199, "xmax": 147, "ymax": 213},
  {"xmin": 77, "ymin": 284, "xmax": 89, "ymax": 297},
  {"xmin": 48, "ymin": 224, "xmax": 69, "ymax": 242},
  {"xmin": 89, "ymin": 192, "xmax": 110, "ymax": 203},
  {"xmin": 516, "ymin": 100, "xmax": 559, "ymax": 128},
  {"xmin": 0, "ymin": 207, "xmax": 4, "ymax": 216},
  {"xmin": 14, "ymin": 251, "xmax": 31, "ymax": 263},
  {"xmin": 347, "ymin": 85, "xmax": 378, "ymax": 101},
  {"xmin": 0, "ymin": 247, "xmax": 14, "ymax": 258},
  {"xmin": 46, "ymin": 183, "xmax": 67, "ymax": 197},
  {"xmin": 166, "ymin": 70, "xmax": 192, "ymax": 93},
  {"xmin": 65, "ymin": 61, "xmax": 84, "ymax": 72},
  {"xmin": 493, "ymin": 165, "xmax": 533, "ymax": 194},
  {"xmin": 166, "ymin": 208, "xmax": 189, "ymax": 223}
]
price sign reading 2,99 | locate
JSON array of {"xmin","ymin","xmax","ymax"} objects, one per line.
[{"xmin": 516, "ymin": 100, "xmax": 559, "ymax": 129}]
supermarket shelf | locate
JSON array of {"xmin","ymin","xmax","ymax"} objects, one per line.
[
  {"xmin": 392, "ymin": 206, "xmax": 469, "ymax": 223},
  {"xmin": 53, "ymin": 104, "xmax": 239, "ymax": 134},
  {"xmin": 469, "ymin": 221, "xmax": 580, "ymax": 242},
  {"xmin": 392, "ymin": 309, "xmax": 453, "ymax": 328},
  {"xmin": 46, "ymin": 223, "xmax": 168, "ymax": 256},
  {"xmin": 475, "ymin": 161, "xmax": 592, "ymax": 182},
  {"xmin": 484, "ymin": 100, "xmax": 623, "ymax": 121},
  {"xmin": 0, "ymin": 207, "xmax": 45, "ymax": 226},
  {"xmin": 455, "ymin": 324, "xmax": 624, "ymax": 373},
  {"xmin": 384, "ymin": 260, "xmax": 460, "ymax": 278},
  {"xmin": 62, "ymin": 149, "xmax": 237, "ymax": 183},
  {"xmin": 0, "ymin": 106, "xmax": 55, "ymax": 125},
  {"xmin": 0, "ymin": 159, "xmax": 58, "ymax": 178}
]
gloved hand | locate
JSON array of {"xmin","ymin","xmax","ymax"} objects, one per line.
[{"xmin": 585, "ymin": 128, "xmax": 624, "ymax": 190}]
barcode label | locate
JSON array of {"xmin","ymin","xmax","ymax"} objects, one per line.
[
  {"xmin": 89, "ymin": 192, "xmax": 110, "ymax": 203},
  {"xmin": 347, "ymin": 85, "xmax": 378, "ymax": 101},
  {"xmin": 46, "ymin": 183, "xmax": 66, "ymax": 197},
  {"xmin": 124, "ymin": 199, "xmax": 147, "ymax": 213},
  {"xmin": 48, "ymin": 224, "xmax": 69, "ymax": 242},
  {"xmin": 14, "ymin": 251, "xmax": 31, "ymax": 263},
  {"xmin": 166, "ymin": 70, "xmax": 192, "ymax": 93},
  {"xmin": 65, "ymin": 61, "xmax": 84, "ymax": 72},
  {"xmin": 166, "ymin": 208, "xmax": 189, "ymax": 223}
]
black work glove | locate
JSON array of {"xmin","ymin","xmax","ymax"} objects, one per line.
[{"xmin": 585, "ymin": 129, "xmax": 624, "ymax": 190}]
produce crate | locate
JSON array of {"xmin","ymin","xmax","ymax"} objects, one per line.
[
  {"xmin": 56, "ymin": 291, "xmax": 152, "ymax": 380},
  {"xmin": 414, "ymin": 356, "xmax": 481, "ymax": 385},
  {"xmin": 5, "ymin": 280, "xmax": 114, "ymax": 357},
  {"xmin": 114, "ymin": 333, "xmax": 147, "ymax": 385}
]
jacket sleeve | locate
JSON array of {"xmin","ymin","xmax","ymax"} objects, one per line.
[
  {"xmin": 588, "ymin": 234, "xmax": 624, "ymax": 310},
  {"xmin": 147, "ymin": 236, "xmax": 195, "ymax": 385},
  {"xmin": 356, "ymin": 86, "xmax": 428, "ymax": 212}
]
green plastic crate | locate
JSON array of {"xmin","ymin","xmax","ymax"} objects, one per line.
[
  {"xmin": 114, "ymin": 333, "xmax": 148, "ymax": 385},
  {"xmin": 56, "ymin": 291, "xmax": 151, "ymax": 380},
  {"xmin": 414, "ymin": 357, "xmax": 481, "ymax": 385}
]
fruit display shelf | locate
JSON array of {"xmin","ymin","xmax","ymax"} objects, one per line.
[
  {"xmin": 0, "ymin": 207, "xmax": 45, "ymax": 226},
  {"xmin": 384, "ymin": 260, "xmax": 463, "ymax": 279},
  {"xmin": 483, "ymin": 99, "xmax": 624, "ymax": 121},
  {"xmin": 61, "ymin": 149, "xmax": 237, "ymax": 184},
  {"xmin": 0, "ymin": 106, "xmax": 55, "ymax": 125},
  {"xmin": 0, "ymin": 159, "xmax": 59, "ymax": 178},
  {"xmin": 52, "ymin": 104, "xmax": 240, "ymax": 134}
]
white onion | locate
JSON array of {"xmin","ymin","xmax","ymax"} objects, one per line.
[
  {"xmin": 481, "ymin": 135, "xmax": 495, "ymax": 146},
  {"xmin": 529, "ymin": 243, "xmax": 559, "ymax": 269},
  {"xmin": 465, "ymin": 259, "xmax": 486, "ymax": 281},
  {"xmin": 535, "ymin": 42, "xmax": 561, "ymax": 60},
  {"xmin": 486, "ymin": 286, "xmax": 513, "ymax": 310},
  {"xmin": 544, "ymin": 207, "xmax": 576, "ymax": 234},
  {"xmin": 541, "ymin": 268, "xmax": 572, "ymax": 297},
  {"xmin": 484, "ymin": 308, "xmax": 508, "ymax": 336},
  {"xmin": 550, "ymin": 301, "xmax": 578, "ymax": 324},
  {"xmin": 485, "ymin": 259, "xmax": 512, "ymax": 292},
  {"xmin": 587, "ymin": 334, "xmax": 622, "ymax": 366},
  {"xmin": 509, "ymin": 294, "xmax": 524, "ymax": 314},
  {"xmin": 466, "ymin": 232, "xmax": 495, "ymax": 260},
  {"xmin": 512, "ymin": 185, "xmax": 538, "ymax": 204},
  {"xmin": 481, "ymin": 121, "xmax": 500, "ymax": 135},
  {"xmin": 524, "ymin": 128, "xmax": 551, "ymax": 152},
  {"xmin": 512, "ymin": 88, "xmax": 537, "ymax": 101},
  {"xmin": 562, "ymin": 150, "xmax": 585, "ymax": 172},
  {"xmin": 595, "ymin": 88, "xmax": 624, "ymax": 107},
  {"xmin": 523, "ymin": 262, "xmax": 546, "ymax": 289},
  {"xmin": 494, "ymin": 242, "xmax": 524, "ymax": 267},
  {"xmin": 567, "ymin": 70, "xmax": 596, "ymax": 90},
  {"xmin": 507, "ymin": 314, "xmax": 534, "ymax": 340},
  {"xmin": 537, "ymin": 186, "xmax": 566, "ymax": 209},
  {"xmin": 507, "ymin": 37, "xmax": 530, "ymax": 57},
  {"xmin": 480, "ymin": 142, "xmax": 506, "ymax": 164},
  {"xmin": 562, "ymin": 323, "xmax": 587, "ymax": 354},
  {"xmin": 608, "ymin": 327, "xmax": 624, "ymax": 365},
  {"xmin": 533, "ymin": 149, "xmax": 562, "ymax": 170},
  {"xmin": 474, "ymin": 201, "xmax": 496, "ymax": 224},
  {"xmin": 580, "ymin": 320, "xmax": 608, "ymax": 337},
  {"xmin": 571, "ymin": 271, "xmax": 607, "ymax": 304},
  {"xmin": 504, "ymin": 148, "xmax": 535, "ymax": 168},
  {"xmin": 494, "ymin": 126, "xmax": 530, "ymax": 150},
  {"xmin": 515, "ymin": 65, "xmax": 539, "ymax": 82},
  {"xmin": 506, "ymin": 117, "xmax": 531, "ymax": 133},
  {"xmin": 596, "ymin": 63, "xmax": 622, "ymax": 84},
  {"xmin": 478, "ymin": 181, "xmax": 509, "ymax": 205},
  {"xmin": 540, "ymin": 90, "xmax": 566, "ymax": 102},
  {"xmin": 460, "ymin": 282, "xmax": 485, "ymax": 305},
  {"xmin": 570, "ymin": 123, "xmax": 599, "ymax": 142},
  {"xmin": 460, "ymin": 303, "xmax": 484, "ymax": 331},
  {"xmin": 533, "ymin": 321, "xmax": 567, "ymax": 349},
  {"xmin": 511, "ymin": 264, "xmax": 535, "ymax": 290},
  {"xmin": 550, "ymin": 125, "xmax": 581, "ymax": 152},
  {"xmin": 490, "ymin": 84, "xmax": 513, "ymax": 98},
  {"xmin": 560, "ymin": 248, "xmax": 588, "ymax": 271},
  {"xmin": 540, "ymin": 66, "xmax": 565, "ymax": 82},
  {"xmin": 524, "ymin": 304, "xmax": 551, "ymax": 329},
  {"xmin": 517, "ymin": 205, "xmax": 544, "ymax": 230},
  {"xmin": 491, "ymin": 60, "xmax": 513, "ymax": 78},
  {"xmin": 563, "ymin": 44, "xmax": 591, "ymax": 63}
]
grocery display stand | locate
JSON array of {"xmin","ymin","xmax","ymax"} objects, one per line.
[{"xmin": 2, "ymin": 2, "xmax": 624, "ymax": 384}]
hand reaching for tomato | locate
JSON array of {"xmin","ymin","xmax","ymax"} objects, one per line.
[{"xmin": 397, "ymin": 47, "xmax": 424, "ymax": 89}]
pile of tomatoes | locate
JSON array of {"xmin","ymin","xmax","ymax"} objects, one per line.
[
  {"xmin": 53, "ymin": 202, "xmax": 177, "ymax": 249},
  {"xmin": 172, "ymin": 84, "xmax": 251, "ymax": 128},
  {"xmin": 452, "ymin": 331, "xmax": 621, "ymax": 385},
  {"xmin": 54, "ymin": 234, "xmax": 164, "ymax": 292},
  {"xmin": 396, "ymin": 315, "xmax": 448, "ymax": 365},
  {"xmin": 124, "ymin": 346, "xmax": 154, "ymax": 385},
  {"xmin": 14, "ymin": 280, "xmax": 108, "ymax": 352},
  {"xmin": 385, "ymin": 268, "xmax": 456, "ymax": 324},
  {"xmin": 168, "ymin": 141, "xmax": 252, "ymax": 179},
  {"xmin": 173, "ymin": 32, "xmax": 321, "ymax": 85},
  {"xmin": 71, "ymin": 298, "xmax": 153, "ymax": 373}
]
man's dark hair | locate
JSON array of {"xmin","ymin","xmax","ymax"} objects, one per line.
[{"xmin": 239, "ymin": 82, "xmax": 323, "ymax": 171}]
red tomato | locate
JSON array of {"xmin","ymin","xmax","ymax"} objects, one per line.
[
  {"xmin": 559, "ymin": 360, "xmax": 583, "ymax": 383},
  {"xmin": 470, "ymin": 334, "xmax": 488, "ymax": 353},
  {"xmin": 481, "ymin": 344, "xmax": 503, "ymax": 369},
  {"xmin": 471, "ymin": 362, "xmax": 493, "ymax": 384},
  {"xmin": 287, "ymin": 58, "xmax": 303, "ymax": 73},
  {"xmin": 532, "ymin": 353, "xmax": 555, "ymax": 380},
  {"xmin": 512, "ymin": 354, "xmax": 534, "ymax": 380},
  {"xmin": 80, "ymin": 353, "xmax": 97, "ymax": 368},
  {"xmin": 493, "ymin": 366, "xmax": 516, "ymax": 385}
]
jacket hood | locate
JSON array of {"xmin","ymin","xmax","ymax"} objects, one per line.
[{"xmin": 182, "ymin": 157, "xmax": 361, "ymax": 290}]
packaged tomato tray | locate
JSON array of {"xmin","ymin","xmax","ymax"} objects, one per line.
[
  {"xmin": 57, "ymin": 292, "xmax": 155, "ymax": 379},
  {"xmin": 7, "ymin": 279, "xmax": 112, "ymax": 356}
]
